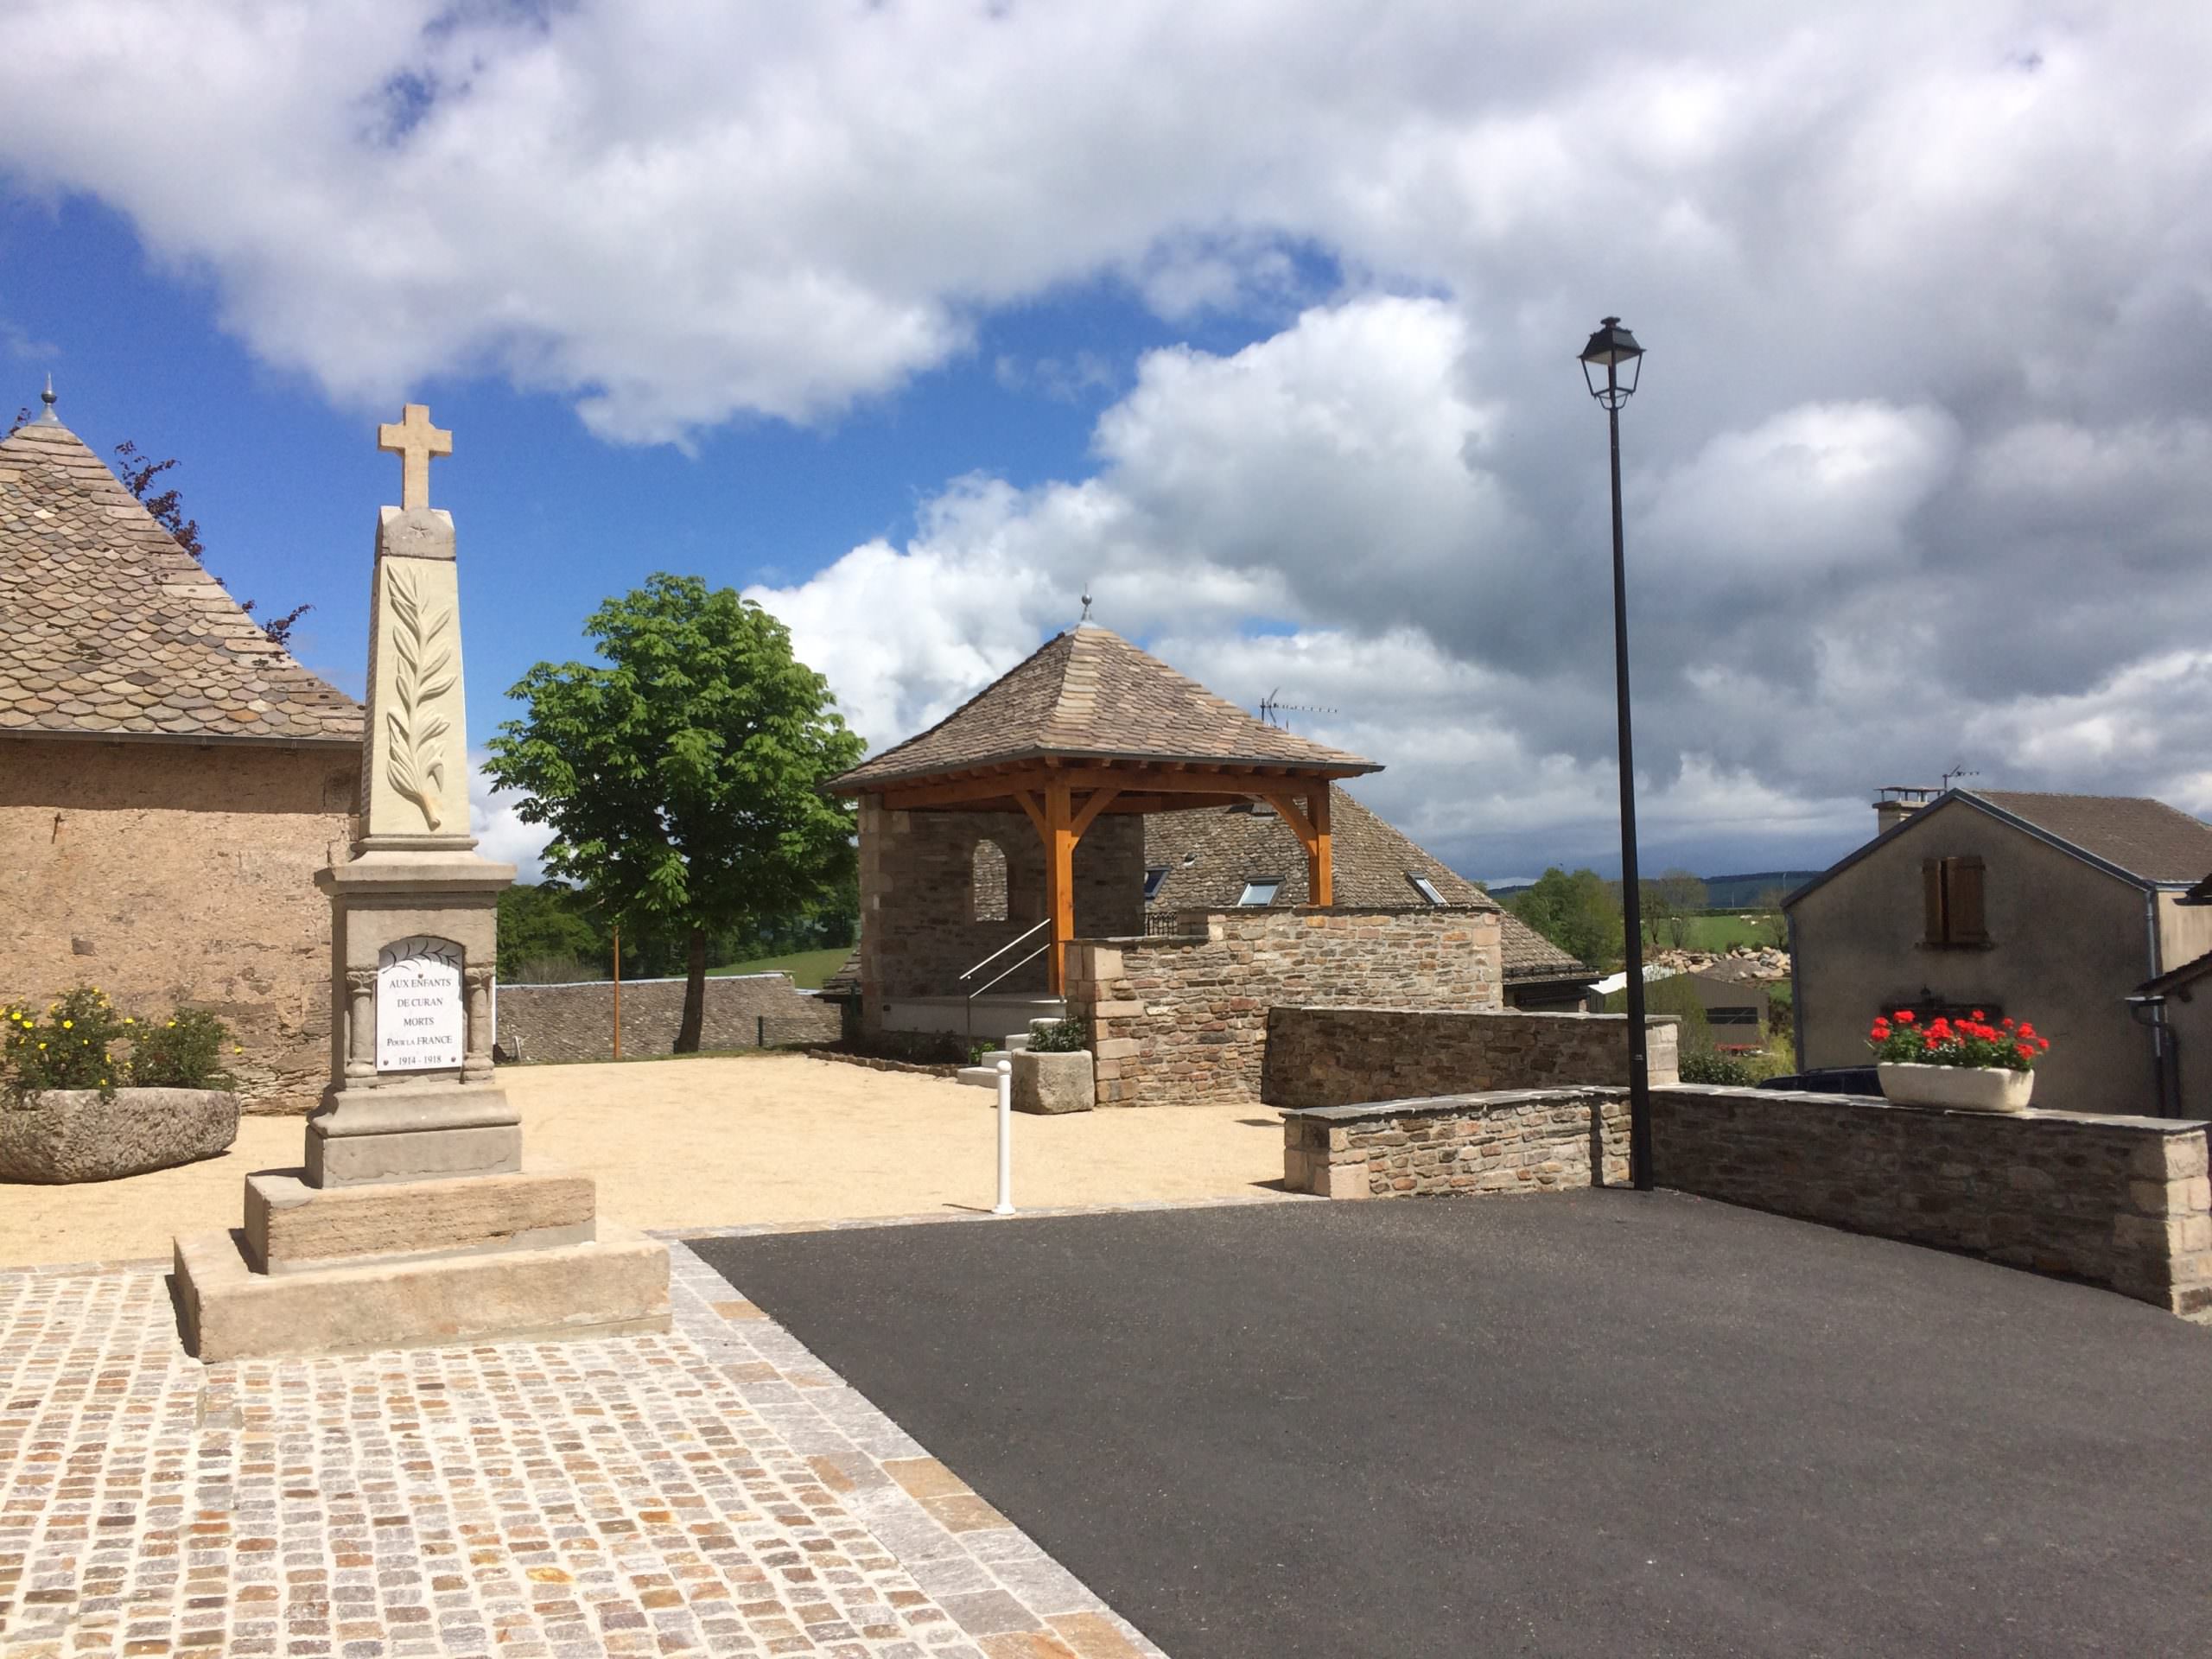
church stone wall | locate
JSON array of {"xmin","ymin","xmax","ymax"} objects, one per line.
[
  {"xmin": 0, "ymin": 736, "xmax": 358, "ymax": 1113},
  {"xmin": 856, "ymin": 799, "xmax": 1145, "ymax": 1027}
]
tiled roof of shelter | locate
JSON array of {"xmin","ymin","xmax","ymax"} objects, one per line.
[
  {"xmin": 832, "ymin": 626, "xmax": 1376, "ymax": 790},
  {"xmin": 0, "ymin": 413, "xmax": 360, "ymax": 744},
  {"xmin": 1141, "ymin": 788, "xmax": 1589, "ymax": 982},
  {"xmin": 1969, "ymin": 791, "xmax": 2212, "ymax": 885}
]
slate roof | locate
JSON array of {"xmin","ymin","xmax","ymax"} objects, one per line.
[
  {"xmin": 832, "ymin": 626, "xmax": 1376, "ymax": 791},
  {"xmin": 1139, "ymin": 788, "xmax": 1589, "ymax": 984},
  {"xmin": 1970, "ymin": 791, "xmax": 2212, "ymax": 886},
  {"xmin": 0, "ymin": 415, "xmax": 360, "ymax": 744},
  {"xmin": 1787, "ymin": 786, "xmax": 2212, "ymax": 908}
]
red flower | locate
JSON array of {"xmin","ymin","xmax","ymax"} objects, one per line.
[
  {"xmin": 1895, "ymin": 1010, "xmax": 1915, "ymax": 1024},
  {"xmin": 1971, "ymin": 1009, "xmax": 1986, "ymax": 1020},
  {"xmin": 2017, "ymin": 1043, "xmax": 2035, "ymax": 1063},
  {"xmin": 2018, "ymin": 1022, "xmax": 2036, "ymax": 1037},
  {"xmin": 2002, "ymin": 1017, "xmax": 2015, "ymax": 1028}
]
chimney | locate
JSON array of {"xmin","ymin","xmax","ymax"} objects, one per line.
[{"xmin": 1873, "ymin": 785, "xmax": 1937, "ymax": 837}]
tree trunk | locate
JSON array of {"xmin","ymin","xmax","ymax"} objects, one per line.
[{"xmin": 675, "ymin": 927, "xmax": 708, "ymax": 1052}]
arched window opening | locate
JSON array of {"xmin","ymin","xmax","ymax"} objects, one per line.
[{"xmin": 972, "ymin": 839, "xmax": 1009, "ymax": 922}]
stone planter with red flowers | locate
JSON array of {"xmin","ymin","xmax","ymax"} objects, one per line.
[{"xmin": 1867, "ymin": 1008, "xmax": 2051, "ymax": 1113}]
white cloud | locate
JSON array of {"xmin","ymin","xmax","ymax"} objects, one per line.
[
  {"xmin": 467, "ymin": 751, "xmax": 551, "ymax": 883},
  {"xmin": 751, "ymin": 287, "xmax": 2212, "ymax": 875},
  {"xmin": 10, "ymin": 2, "xmax": 2212, "ymax": 868}
]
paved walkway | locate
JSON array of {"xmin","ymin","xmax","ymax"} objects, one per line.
[
  {"xmin": 0, "ymin": 1237, "xmax": 1170, "ymax": 1659},
  {"xmin": 0, "ymin": 1056, "xmax": 1282, "ymax": 1266}
]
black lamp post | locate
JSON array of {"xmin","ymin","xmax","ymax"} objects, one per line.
[{"xmin": 1579, "ymin": 315, "xmax": 1652, "ymax": 1191}]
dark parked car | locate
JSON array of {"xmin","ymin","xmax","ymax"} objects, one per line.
[{"xmin": 1757, "ymin": 1066, "xmax": 1881, "ymax": 1096}]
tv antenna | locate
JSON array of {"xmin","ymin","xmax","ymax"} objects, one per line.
[
  {"xmin": 1940, "ymin": 762, "xmax": 1980, "ymax": 792},
  {"xmin": 1258, "ymin": 689, "xmax": 1339, "ymax": 731}
]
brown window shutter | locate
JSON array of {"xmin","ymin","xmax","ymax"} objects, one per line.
[
  {"xmin": 1947, "ymin": 856, "xmax": 1986, "ymax": 944},
  {"xmin": 1922, "ymin": 859, "xmax": 1946, "ymax": 944}
]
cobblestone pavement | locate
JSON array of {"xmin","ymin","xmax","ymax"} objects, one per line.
[{"xmin": 0, "ymin": 1241, "xmax": 1166, "ymax": 1659}]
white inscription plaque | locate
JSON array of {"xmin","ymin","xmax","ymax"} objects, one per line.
[{"xmin": 376, "ymin": 935, "xmax": 466, "ymax": 1072}]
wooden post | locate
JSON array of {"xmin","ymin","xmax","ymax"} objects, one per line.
[
  {"xmin": 1309, "ymin": 785, "xmax": 1332, "ymax": 906},
  {"xmin": 1046, "ymin": 775, "xmax": 1075, "ymax": 994},
  {"xmin": 612, "ymin": 922, "xmax": 623, "ymax": 1061}
]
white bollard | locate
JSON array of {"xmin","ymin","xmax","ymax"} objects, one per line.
[{"xmin": 993, "ymin": 1057, "xmax": 1015, "ymax": 1216}]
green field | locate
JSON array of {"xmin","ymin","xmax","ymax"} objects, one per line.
[
  {"xmin": 705, "ymin": 945, "xmax": 851, "ymax": 988},
  {"xmin": 1679, "ymin": 913, "xmax": 1783, "ymax": 952}
]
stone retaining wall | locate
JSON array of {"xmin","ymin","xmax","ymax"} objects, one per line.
[
  {"xmin": 1261, "ymin": 1005, "xmax": 1678, "ymax": 1108},
  {"xmin": 494, "ymin": 974, "xmax": 839, "ymax": 1065},
  {"xmin": 1066, "ymin": 907, "xmax": 1502, "ymax": 1106},
  {"xmin": 1280, "ymin": 1083, "xmax": 2212, "ymax": 1319},
  {"xmin": 1283, "ymin": 1088, "xmax": 1629, "ymax": 1199}
]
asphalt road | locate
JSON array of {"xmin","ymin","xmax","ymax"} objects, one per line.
[{"xmin": 696, "ymin": 1193, "xmax": 2212, "ymax": 1658}]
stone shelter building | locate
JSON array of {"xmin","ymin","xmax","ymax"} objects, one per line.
[
  {"xmin": 0, "ymin": 394, "xmax": 361, "ymax": 1109},
  {"xmin": 1787, "ymin": 788, "xmax": 2212, "ymax": 1115},
  {"xmin": 831, "ymin": 624, "xmax": 1510, "ymax": 1086},
  {"xmin": 1141, "ymin": 786, "xmax": 1595, "ymax": 1011}
]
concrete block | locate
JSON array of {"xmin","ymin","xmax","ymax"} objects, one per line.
[
  {"xmin": 1011, "ymin": 1049, "xmax": 1094, "ymax": 1115},
  {"xmin": 245, "ymin": 1166, "xmax": 596, "ymax": 1274},
  {"xmin": 307, "ymin": 1122, "xmax": 521, "ymax": 1186},
  {"xmin": 174, "ymin": 1221, "xmax": 671, "ymax": 1361},
  {"xmin": 1317, "ymin": 1157, "xmax": 1371, "ymax": 1199}
]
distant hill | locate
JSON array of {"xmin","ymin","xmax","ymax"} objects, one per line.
[
  {"xmin": 1484, "ymin": 869, "xmax": 1826, "ymax": 907},
  {"xmin": 1701, "ymin": 871, "xmax": 1826, "ymax": 908}
]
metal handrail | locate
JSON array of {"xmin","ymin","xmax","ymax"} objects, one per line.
[
  {"xmin": 964, "ymin": 931, "xmax": 1055, "ymax": 1039},
  {"xmin": 958, "ymin": 917, "xmax": 1051, "ymax": 985}
]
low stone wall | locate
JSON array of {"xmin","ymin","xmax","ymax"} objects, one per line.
[
  {"xmin": 1279, "ymin": 1084, "xmax": 2212, "ymax": 1319},
  {"xmin": 1261, "ymin": 1005, "xmax": 1678, "ymax": 1108},
  {"xmin": 1066, "ymin": 908, "xmax": 1503, "ymax": 1106},
  {"xmin": 1283, "ymin": 1088, "xmax": 1628, "ymax": 1199},
  {"xmin": 494, "ymin": 974, "xmax": 840, "ymax": 1065},
  {"xmin": 1649, "ymin": 1086, "xmax": 2212, "ymax": 1319}
]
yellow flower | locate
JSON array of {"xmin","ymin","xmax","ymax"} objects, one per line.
[
  {"xmin": 61, "ymin": 1020, "xmax": 72, "ymax": 1029},
  {"xmin": 36, "ymin": 1042, "xmax": 45, "ymax": 1050},
  {"xmin": 124, "ymin": 1018, "xmax": 134, "ymax": 1026},
  {"xmin": 233, "ymin": 1046, "xmax": 244, "ymax": 1054},
  {"xmin": 167, "ymin": 1020, "xmax": 176, "ymax": 1028}
]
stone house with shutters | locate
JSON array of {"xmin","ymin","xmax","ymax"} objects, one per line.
[
  {"xmin": 1140, "ymin": 787, "xmax": 1595, "ymax": 1011},
  {"xmin": 0, "ymin": 396, "xmax": 363, "ymax": 1111},
  {"xmin": 1786, "ymin": 788, "xmax": 2212, "ymax": 1116}
]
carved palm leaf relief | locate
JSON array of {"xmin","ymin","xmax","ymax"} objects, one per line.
[{"xmin": 384, "ymin": 563, "xmax": 458, "ymax": 830}]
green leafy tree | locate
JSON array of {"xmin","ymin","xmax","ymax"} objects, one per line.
[
  {"xmin": 496, "ymin": 882, "xmax": 604, "ymax": 981},
  {"xmin": 486, "ymin": 575, "xmax": 865, "ymax": 1051},
  {"xmin": 1506, "ymin": 867, "xmax": 1625, "ymax": 971}
]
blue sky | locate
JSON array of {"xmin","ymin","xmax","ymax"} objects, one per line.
[{"xmin": 5, "ymin": 3, "xmax": 2210, "ymax": 886}]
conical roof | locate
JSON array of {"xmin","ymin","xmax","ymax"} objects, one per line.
[
  {"xmin": 0, "ymin": 415, "xmax": 359, "ymax": 743},
  {"xmin": 832, "ymin": 625, "xmax": 1377, "ymax": 791}
]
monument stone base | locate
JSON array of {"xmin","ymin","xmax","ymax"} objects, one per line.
[
  {"xmin": 175, "ymin": 1163, "xmax": 669, "ymax": 1361},
  {"xmin": 174, "ymin": 1221, "xmax": 670, "ymax": 1363}
]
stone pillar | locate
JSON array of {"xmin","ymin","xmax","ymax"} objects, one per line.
[
  {"xmin": 462, "ymin": 964, "xmax": 495, "ymax": 1081},
  {"xmin": 343, "ymin": 967, "xmax": 376, "ymax": 1080}
]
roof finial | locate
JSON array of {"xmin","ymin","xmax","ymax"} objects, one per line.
[
  {"xmin": 35, "ymin": 373, "xmax": 59, "ymax": 425},
  {"xmin": 1079, "ymin": 588, "xmax": 1094, "ymax": 624}
]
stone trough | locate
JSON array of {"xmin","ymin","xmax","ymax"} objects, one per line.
[{"xmin": 0, "ymin": 1087, "xmax": 239, "ymax": 1183}]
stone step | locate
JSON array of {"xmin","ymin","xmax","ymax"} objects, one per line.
[
  {"xmin": 1001, "ymin": 1033, "xmax": 1032, "ymax": 1052},
  {"xmin": 956, "ymin": 1065, "xmax": 1004, "ymax": 1089}
]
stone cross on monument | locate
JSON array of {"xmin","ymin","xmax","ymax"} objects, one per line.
[
  {"xmin": 171, "ymin": 407, "xmax": 670, "ymax": 1361},
  {"xmin": 377, "ymin": 403, "xmax": 451, "ymax": 512}
]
